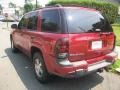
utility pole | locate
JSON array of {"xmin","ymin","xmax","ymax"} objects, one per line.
[
  {"xmin": 36, "ymin": 0, "xmax": 37, "ymax": 9},
  {"xmin": 25, "ymin": 0, "xmax": 27, "ymax": 4}
]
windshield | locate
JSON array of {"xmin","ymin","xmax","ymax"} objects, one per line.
[{"xmin": 64, "ymin": 8, "xmax": 113, "ymax": 33}]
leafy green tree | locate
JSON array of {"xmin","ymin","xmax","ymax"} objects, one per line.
[
  {"xmin": 24, "ymin": 0, "xmax": 41, "ymax": 13},
  {"xmin": 24, "ymin": 3, "xmax": 33, "ymax": 13}
]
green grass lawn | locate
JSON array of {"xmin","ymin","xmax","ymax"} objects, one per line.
[
  {"xmin": 109, "ymin": 59, "xmax": 120, "ymax": 72},
  {"xmin": 109, "ymin": 23, "xmax": 120, "ymax": 72},
  {"xmin": 115, "ymin": 16, "xmax": 120, "ymax": 24},
  {"xmin": 112, "ymin": 24, "xmax": 120, "ymax": 46}
]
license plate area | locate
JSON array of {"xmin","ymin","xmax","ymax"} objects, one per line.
[{"xmin": 91, "ymin": 41, "xmax": 102, "ymax": 50}]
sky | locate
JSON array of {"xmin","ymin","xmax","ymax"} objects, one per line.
[{"xmin": 0, "ymin": 0, "xmax": 51, "ymax": 8}]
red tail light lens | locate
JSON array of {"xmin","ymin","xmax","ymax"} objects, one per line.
[
  {"xmin": 55, "ymin": 38, "xmax": 69, "ymax": 59},
  {"xmin": 100, "ymin": 32, "xmax": 115, "ymax": 50},
  {"xmin": 107, "ymin": 34, "xmax": 115, "ymax": 49}
]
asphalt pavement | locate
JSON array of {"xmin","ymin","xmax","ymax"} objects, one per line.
[{"xmin": 0, "ymin": 23, "xmax": 120, "ymax": 90}]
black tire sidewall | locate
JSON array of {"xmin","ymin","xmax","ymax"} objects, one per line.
[
  {"xmin": 33, "ymin": 52, "xmax": 49, "ymax": 83},
  {"xmin": 11, "ymin": 39, "xmax": 18, "ymax": 53}
]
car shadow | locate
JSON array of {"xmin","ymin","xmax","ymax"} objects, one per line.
[{"xmin": 5, "ymin": 48, "xmax": 104, "ymax": 90}]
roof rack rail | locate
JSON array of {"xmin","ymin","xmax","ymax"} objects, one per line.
[
  {"xmin": 36, "ymin": 7, "xmax": 43, "ymax": 9},
  {"xmin": 45, "ymin": 4, "xmax": 62, "ymax": 8},
  {"xmin": 35, "ymin": 4, "xmax": 62, "ymax": 10},
  {"xmin": 54, "ymin": 4, "xmax": 62, "ymax": 7}
]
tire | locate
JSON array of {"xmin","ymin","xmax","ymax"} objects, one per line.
[
  {"xmin": 11, "ymin": 39, "xmax": 19, "ymax": 53},
  {"xmin": 33, "ymin": 52, "xmax": 50, "ymax": 83}
]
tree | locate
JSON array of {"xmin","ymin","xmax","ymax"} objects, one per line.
[
  {"xmin": 25, "ymin": 0, "xmax": 33, "ymax": 4},
  {"xmin": 24, "ymin": 0, "xmax": 33, "ymax": 13},
  {"xmin": 0, "ymin": 4, "xmax": 3, "ymax": 14},
  {"xmin": 23, "ymin": 0, "xmax": 41, "ymax": 13},
  {"xmin": 24, "ymin": 3, "xmax": 33, "ymax": 13},
  {"xmin": 33, "ymin": 3, "xmax": 41, "ymax": 9},
  {"xmin": 9, "ymin": 2, "xmax": 16, "ymax": 8},
  {"xmin": 0, "ymin": 4, "xmax": 2, "ymax": 10}
]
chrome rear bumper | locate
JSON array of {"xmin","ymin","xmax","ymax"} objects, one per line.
[
  {"xmin": 58, "ymin": 51, "xmax": 118, "ymax": 77},
  {"xmin": 68, "ymin": 60, "xmax": 113, "ymax": 77},
  {"xmin": 88, "ymin": 60, "xmax": 111, "ymax": 72}
]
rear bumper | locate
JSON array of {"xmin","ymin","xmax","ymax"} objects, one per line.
[
  {"xmin": 53, "ymin": 51, "xmax": 118, "ymax": 77},
  {"xmin": 68, "ymin": 60, "xmax": 112, "ymax": 77},
  {"xmin": 88, "ymin": 60, "xmax": 111, "ymax": 72}
]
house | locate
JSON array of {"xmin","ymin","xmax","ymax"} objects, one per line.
[{"xmin": 2, "ymin": 8, "xmax": 15, "ymax": 16}]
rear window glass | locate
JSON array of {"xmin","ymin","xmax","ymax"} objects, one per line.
[{"xmin": 64, "ymin": 8, "xmax": 113, "ymax": 33}]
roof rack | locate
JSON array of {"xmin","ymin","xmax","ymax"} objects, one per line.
[
  {"xmin": 45, "ymin": 4, "xmax": 62, "ymax": 8},
  {"xmin": 54, "ymin": 4, "xmax": 62, "ymax": 7},
  {"xmin": 35, "ymin": 4, "xmax": 62, "ymax": 10}
]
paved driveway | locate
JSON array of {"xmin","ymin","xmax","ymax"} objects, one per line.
[{"xmin": 0, "ymin": 26, "xmax": 120, "ymax": 90}]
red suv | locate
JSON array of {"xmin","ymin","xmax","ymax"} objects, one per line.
[{"xmin": 10, "ymin": 5, "xmax": 117, "ymax": 83}]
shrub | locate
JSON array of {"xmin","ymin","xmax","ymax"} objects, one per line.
[
  {"xmin": 47, "ymin": 0, "xmax": 118, "ymax": 24},
  {"xmin": 108, "ymin": 59, "xmax": 120, "ymax": 72}
]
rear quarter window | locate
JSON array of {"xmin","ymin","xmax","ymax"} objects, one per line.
[{"xmin": 41, "ymin": 9, "xmax": 61, "ymax": 33}]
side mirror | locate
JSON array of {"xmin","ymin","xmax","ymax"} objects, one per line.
[{"xmin": 11, "ymin": 24, "xmax": 18, "ymax": 29}]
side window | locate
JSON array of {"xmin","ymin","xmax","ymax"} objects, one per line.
[
  {"xmin": 18, "ymin": 15, "xmax": 28, "ymax": 29},
  {"xmin": 27, "ymin": 12, "xmax": 37, "ymax": 30},
  {"xmin": 41, "ymin": 9, "xmax": 61, "ymax": 33}
]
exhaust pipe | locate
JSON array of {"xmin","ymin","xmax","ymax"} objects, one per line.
[{"xmin": 97, "ymin": 68, "xmax": 103, "ymax": 73}]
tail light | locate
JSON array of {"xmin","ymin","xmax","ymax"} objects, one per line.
[
  {"xmin": 100, "ymin": 32, "xmax": 115, "ymax": 50},
  {"xmin": 107, "ymin": 33, "xmax": 115, "ymax": 50},
  {"xmin": 113, "ymin": 35, "xmax": 116, "ymax": 50},
  {"xmin": 54, "ymin": 38, "xmax": 69, "ymax": 59}
]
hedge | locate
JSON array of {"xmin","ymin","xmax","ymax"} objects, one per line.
[{"xmin": 47, "ymin": 0, "xmax": 118, "ymax": 24}]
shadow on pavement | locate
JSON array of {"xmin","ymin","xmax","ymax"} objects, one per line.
[{"xmin": 5, "ymin": 48, "xmax": 104, "ymax": 90}]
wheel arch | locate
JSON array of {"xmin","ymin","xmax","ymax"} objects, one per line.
[
  {"xmin": 31, "ymin": 46, "xmax": 43, "ymax": 60},
  {"xmin": 10, "ymin": 34, "xmax": 12, "ymax": 42}
]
